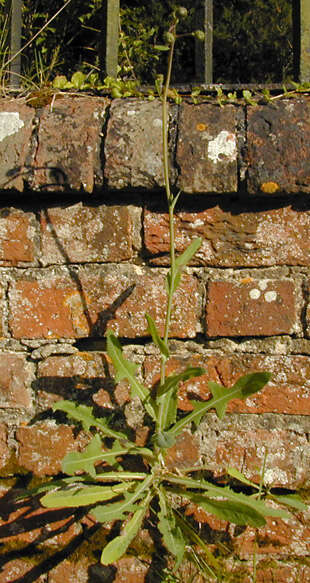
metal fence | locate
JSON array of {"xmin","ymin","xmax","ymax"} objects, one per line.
[{"xmin": 3, "ymin": 0, "xmax": 310, "ymax": 88}]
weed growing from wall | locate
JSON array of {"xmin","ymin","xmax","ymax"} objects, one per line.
[{"xmin": 26, "ymin": 6, "xmax": 307, "ymax": 579}]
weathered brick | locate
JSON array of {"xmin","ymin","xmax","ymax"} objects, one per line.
[
  {"xmin": 247, "ymin": 99, "xmax": 310, "ymax": 194},
  {"xmin": 32, "ymin": 96, "xmax": 108, "ymax": 192},
  {"xmin": 143, "ymin": 353, "xmax": 310, "ymax": 415},
  {"xmin": 165, "ymin": 430, "xmax": 200, "ymax": 471},
  {"xmin": 49, "ymin": 558, "xmax": 90, "ymax": 583},
  {"xmin": 0, "ymin": 354, "xmax": 34, "ymax": 410},
  {"xmin": 0, "ymin": 559, "xmax": 45, "ymax": 583},
  {"xmin": 37, "ymin": 352, "xmax": 109, "ymax": 409},
  {"xmin": 232, "ymin": 510, "xmax": 310, "ymax": 559},
  {"xmin": 206, "ymin": 279, "xmax": 298, "ymax": 337},
  {"xmin": 197, "ymin": 414, "xmax": 310, "ymax": 489},
  {"xmin": 9, "ymin": 266, "xmax": 200, "ymax": 339},
  {"xmin": 144, "ymin": 201, "xmax": 310, "ymax": 267},
  {"xmin": 0, "ymin": 99, "xmax": 34, "ymax": 191},
  {"xmin": 40, "ymin": 203, "xmax": 134, "ymax": 265},
  {"xmin": 104, "ymin": 99, "xmax": 168, "ymax": 189},
  {"xmin": 16, "ymin": 422, "xmax": 86, "ymax": 476},
  {"xmin": 176, "ymin": 103, "xmax": 238, "ymax": 193},
  {"xmin": 0, "ymin": 424, "xmax": 9, "ymax": 470},
  {"xmin": 0, "ymin": 208, "xmax": 38, "ymax": 266}
]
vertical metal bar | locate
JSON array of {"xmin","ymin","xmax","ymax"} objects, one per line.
[
  {"xmin": 299, "ymin": 0, "xmax": 310, "ymax": 83},
  {"xmin": 195, "ymin": 0, "xmax": 213, "ymax": 84},
  {"xmin": 4, "ymin": 0, "xmax": 22, "ymax": 88},
  {"xmin": 103, "ymin": 0, "xmax": 120, "ymax": 78}
]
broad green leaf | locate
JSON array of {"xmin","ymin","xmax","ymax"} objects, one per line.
[
  {"xmin": 166, "ymin": 372, "xmax": 272, "ymax": 439},
  {"xmin": 71, "ymin": 71, "xmax": 86, "ymax": 89},
  {"xmin": 166, "ymin": 477, "xmax": 290, "ymax": 521},
  {"xmin": 41, "ymin": 482, "xmax": 132, "ymax": 509},
  {"xmin": 146, "ymin": 313, "xmax": 169, "ymax": 358},
  {"xmin": 101, "ymin": 492, "xmax": 151, "ymax": 565},
  {"xmin": 107, "ymin": 331, "xmax": 156, "ymax": 420},
  {"xmin": 175, "ymin": 238, "xmax": 202, "ymax": 270},
  {"xmin": 62, "ymin": 436, "xmax": 129, "ymax": 477},
  {"xmin": 158, "ymin": 488, "xmax": 185, "ymax": 568},
  {"xmin": 270, "ymin": 494, "xmax": 308, "ymax": 512},
  {"xmin": 52, "ymin": 75, "xmax": 68, "ymax": 89},
  {"xmin": 233, "ymin": 372, "xmax": 272, "ymax": 398},
  {"xmin": 183, "ymin": 491, "xmax": 266, "ymax": 527},
  {"xmin": 157, "ymin": 367, "xmax": 206, "ymax": 398},
  {"xmin": 93, "ymin": 474, "xmax": 153, "ymax": 524}
]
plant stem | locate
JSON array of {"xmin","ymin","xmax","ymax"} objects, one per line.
[{"xmin": 157, "ymin": 26, "xmax": 178, "ymax": 433}]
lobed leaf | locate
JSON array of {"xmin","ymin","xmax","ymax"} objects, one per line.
[
  {"xmin": 93, "ymin": 474, "xmax": 153, "ymax": 525},
  {"xmin": 62, "ymin": 436, "xmax": 130, "ymax": 478},
  {"xmin": 107, "ymin": 331, "xmax": 156, "ymax": 420}
]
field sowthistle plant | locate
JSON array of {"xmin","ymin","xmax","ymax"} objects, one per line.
[{"xmin": 29, "ymin": 6, "xmax": 306, "ymax": 578}]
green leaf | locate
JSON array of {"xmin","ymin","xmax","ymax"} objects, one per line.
[
  {"xmin": 227, "ymin": 467, "xmax": 259, "ymax": 489},
  {"xmin": 53, "ymin": 401, "xmax": 128, "ymax": 441},
  {"xmin": 270, "ymin": 494, "xmax": 308, "ymax": 512},
  {"xmin": 93, "ymin": 474, "xmax": 152, "ymax": 525},
  {"xmin": 158, "ymin": 488, "xmax": 185, "ymax": 568},
  {"xmin": 62, "ymin": 436, "xmax": 130, "ymax": 477},
  {"xmin": 183, "ymin": 491, "xmax": 266, "ymax": 527},
  {"xmin": 167, "ymin": 372, "xmax": 271, "ymax": 439},
  {"xmin": 155, "ymin": 431, "xmax": 176, "ymax": 449},
  {"xmin": 166, "ymin": 269, "xmax": 181, "ymax": 295},
  {"xmin": 71, "ymin": 71, "xmax": 86, "ymax": 89},
  {"xmin": 175, "ymin": 238, "xmax": 202, "ymax": 270},
  {"xmin": 101, "ymin": 493, "xmax": 151, "ymax": 565},
  {"xmin": 52, "ymin": 75, "xmax": 68, "ymax": 89},
  {"xmin": 157, "ymin": 367, "xmax": 205, "ymax": 398},
  {"xmin": 242, "ymin": 89, "xmax": 257, "ymax": 106},
  {"xmin": 41, "ymin": 482, "xmax": 132, "ymax": 509},
  {"xmin": 107, "ymin": 331, "xmax": 156, "ymax": 421},
  {"xmin": 154, "ymin": 45, "xmax": 170, "ymax": 51},
  {"xmin": 146, "ymin": 313, "xmax": 169, "ymax": 358}
]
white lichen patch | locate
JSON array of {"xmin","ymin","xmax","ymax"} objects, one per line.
[
  {"xmin": 0, "ymin": 112, "xmax": 24, "ymax": 141},
  {"xmin": 249, "ymin": 288, "xmax": 261, "ymax": 300},
  {"xmin": 207, "ymin": 130, "xmax": 236, "ymax": 164},
  {"xmin": 265, "ymin": 290, "xmax": 277, "ymax": 302}
]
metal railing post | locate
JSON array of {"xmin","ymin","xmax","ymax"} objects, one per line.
[
  {"xmin": 4, "ymin": 0, "xmax": 22, "ymax": 88},
  {"xmin": 299, "ymin": 0, "xmax": 310, "ymax": 83},
  {"xmin": 195, "ymin": 0, "xmax": 213, "ymax": 84},
  {"xmin": 100, "ymin": 0, "xmax": 120, "ymax": 78}
]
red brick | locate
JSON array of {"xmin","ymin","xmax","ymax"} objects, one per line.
[
  {"xmin": 0, "ymin": 284, "xmax": 5, "ymax": 338},
  {"xmin": 0, "ymin": 559, "xmax": 45, "ymax": 583},
  {"xmin": 49, "ymin": 558, "xmax": 90, "ymax": 583},
  {"xmin": 0, "ymin": 99, "xmax": 35, "ymax": 191},
  {"xmin": 144, "ymin": 203, "xmax": 310, "ymax": 267},
  {"xmin": 176, "ymin": 103, "xmax": 237, "ymax": 193},
  {"xmin": 16, "ymin": 422, "xmax": 87, "ymax": 476},
  {"xmin": 104, "ymin": 99, "xmax": 167, "ymax": 189},
  {"xmin": 37, "ymin": 352, "xmax": 108, "ymax": 409},
  {"xmin": 9, "ymin": 266, "xmax": 200, "ymax": 339},
  {"xmin": 143, "ymin": 353, "xmax": 310, "ymax": 416},
  {"xmin": 232, "ymin": 510, "xmax": 310, "ymax": 559},
  {"xmin": 0, "ymin": 354, "xmax": 34, "ymax": 410},
  {"xmin": 247, "ymin": 99, "xmax": 310, "ymax": 194},
  {"xmin": 40, "ymin": 203, "xmax": 134, "ymax": 265},
  {"xmin": 165, "ymin": 430, "xmax": 200, "ymax": 471},
  {"xmin": 0, "ymin": 208, "xmax": 37, "ymax": 265},
  {"xmin": 32, "ymin": 96, "xmax": 108, "ymax": 192},
  {"xmin": 206, "ymin": 279, "xmax": 298, "ymax": 337}
]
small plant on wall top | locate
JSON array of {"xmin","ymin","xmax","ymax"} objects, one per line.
[{"xmin": 31, "ymin": 7, "xmax": 306, "ymax": 579}]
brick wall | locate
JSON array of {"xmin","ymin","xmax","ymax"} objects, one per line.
[{"xmin": 0, "ymin": 94, "xmax": 309, "ymax": 582}]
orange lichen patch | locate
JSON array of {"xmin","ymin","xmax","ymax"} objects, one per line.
[
  {"xmin": 196, "ymin": 122, "xmax": 207, "ymax": 131},
  {"xmin": 260, "ymin": 181, "xmax": 280, "ymax": 194},
  {"xmin": 240, "ymin": 277, "xmax": 254, "ymax": 285}
]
